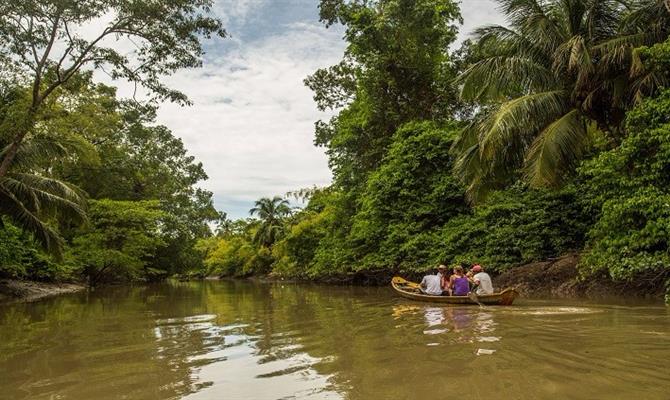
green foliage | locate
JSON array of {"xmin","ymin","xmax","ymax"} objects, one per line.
[
  {"xmin": 0, "ymin": 220, "xmax": 69, "ymax": 280},
  {"xmin": 199, "ymin": 235, "xmax": 274, "ymax": 278},
  {"xmin": 0, "ymin": 0, "xmax": 224, "ymax": 264},
  {"xmin": 67, "ymin": 199, "xmax": 166, "ymax": 285},
  {"xmin": 579, "ymin": 85, "xmax": 670, "ymax": 285},
  {"xmin": 308, "ymin": 0, "xmax": 462, "ymax": 190},
  {"xmin": 61, "ymin": 102, "xmax": 220, "ymax": 275},
  {"xmin": 453, "ymin": 0, "xmax": 670, "ymax": 200},
  {"xmin": 0, "ymin": 82, "xmax": 93, "ymax": 254},
  {"xmin": 273, "ymin": 201, "xmax": 337, "ymax": 278},
  {"xmin": 439, "ymin": 185, "xmax": 590, "ymax": 272},
  {"xmin": 279, "ymin": 0, "xmax": 469, "ymax": 280},
  {"xmin": 348, "ymin": 121, "xmax": 467, "ymax": 270},
  {"xmin": 0, "ymin": 0, "xmax": 226, "ymax": 103}
]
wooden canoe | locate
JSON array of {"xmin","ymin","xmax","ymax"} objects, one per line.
[{"xmin": 391, "ymin": 276, "xmax": 519, "ymax": 305}]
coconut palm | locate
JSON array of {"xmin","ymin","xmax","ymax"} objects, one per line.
[
  {"xmin": 0, "ymin": 173, "xmax": 87, "ymax": 254},
  {"xmin": 453, "ymin": 0, "xmax": 670, "ymax": 201},
  {"xmin": 249, "ymin": 196, "xmax": 292, "ymax": 247},
  {"xmin": 0, "ymin": 103, "xmax": 89, "ymax": 254}
]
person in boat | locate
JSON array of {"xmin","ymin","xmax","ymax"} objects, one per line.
[
  {"xmin": 437, "ymin": 265, "xmax": 451, "ymax": 295},
  {"xmin": 469, "ymin": 264, "xmax": 494, "ymax": 295},
  {"xmin": 420, "ymin": 268, "xmax": 443, "ymax": 296},
  {"xmin": 449, "ymin": 265, "xmax": 470, "ymax": 296}
]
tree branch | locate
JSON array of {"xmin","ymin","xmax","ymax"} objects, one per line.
[
  {"xmin": 27, "ymin": 16, "xmax": 40, "ymax": 66},
  {"xmin": 32, "ymin": 10, "xmax": 62, "ymax": 108},
  {"xmin": 55, "ymin": 21, "xmax": 75, "ymax": 82}
]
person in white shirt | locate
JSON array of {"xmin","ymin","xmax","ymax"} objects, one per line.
[
  {"xmin": 420, "ymin": 269, "xmax": 443, "ymax": 296},
  {"xmin": 470, "ymin": 264, "xmax": 494, "ymax": 295}
]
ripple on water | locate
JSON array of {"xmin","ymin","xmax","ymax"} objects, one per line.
[
  {"xmin": 505, "ymin": 306, "xmax": 603, "ymax": 316},
  {"xmin": 155, "ymin": 314, "xmax": 218, "ymax": 326}
]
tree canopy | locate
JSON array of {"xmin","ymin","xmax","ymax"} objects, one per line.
[{"xmin": 453, "ymin": 0, "xmax": 670, "ymax": 200}]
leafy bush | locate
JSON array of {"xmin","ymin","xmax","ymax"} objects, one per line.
[
  {"xmin": 348, "ymin": 121, "xmax": 468, "ymax": 271},
  {"xmin": 67, "ymin": 200, "xmax": 166, "ymax": 285},
  {"xmin": 438, "ymin": 185, "xmax": 590, "ymax": 272},
  {"xmin": 200, "ymin": 236, "xmax": 273, "ymax": 277},
  {"xmin": 578, "ymin": 87, "xmax": 670, "ymax": 287},
  {"xmin": 0, "ymin": 220, "xmax": 73, "ymax": 281},
  {"xmin": 273, "ymin": 210, "xmax": 330, "ymax": 278}
]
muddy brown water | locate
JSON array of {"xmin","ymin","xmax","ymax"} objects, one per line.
[{"xmin": 0, "ymin": 280, "xmax": 668, "ymax": 400}]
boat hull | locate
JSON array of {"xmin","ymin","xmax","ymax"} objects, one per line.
[{"xmin": 391, "ymin": 276, "xmax": 518, "ymax": 305}]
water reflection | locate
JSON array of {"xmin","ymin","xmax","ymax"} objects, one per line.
[{"xmin": 0, "ymin": 281, "xmax": 668, "ymax": 400}]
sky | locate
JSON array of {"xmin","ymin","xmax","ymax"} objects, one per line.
[{"xmin": 147, "ymin": 0, "xmax": 506, "ymax": 219}]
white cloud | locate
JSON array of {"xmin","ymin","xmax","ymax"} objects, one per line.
[
  {"xmin": 213, "ymin": 0, "xmax": 267, "ymax": 26},
  {"xmin": 155, "ymin": 21, "xmax": 344, "ymax": 217},
  {"xmin": 458, "ymin": 0, "xmax": 507, "ymax": 44}
]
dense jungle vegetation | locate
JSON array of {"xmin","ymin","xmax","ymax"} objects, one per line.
[{"xmin": 2, "ymin": 0, "xmax": 670, "ymax": 300}]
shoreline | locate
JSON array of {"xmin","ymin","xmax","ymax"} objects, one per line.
[
  {"xmin": 3, "ymin": 253, "xmax": 666, "ymax": 304},
  {"xmin": 0, "ymin": 279, "xmax": 86, "ymax": 304},
  {"xmin": 242, "ymin": 254, "xmax": 667, "ymax": 302}
]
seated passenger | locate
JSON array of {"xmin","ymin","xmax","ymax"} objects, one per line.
[
  {"xmin": 437, "ymin": 265, "xmax": 451, "ymax": 295},
  {"xmin": 420, "ymin": 269, "xmax": 443, "ymax": 296},
  {"xmin": 449, "ymin": 266, "xmax": 470, "ymax": 296},
  {"xmin": 470, "ymin": 264, "xmax": 494, "ymax": 295}
]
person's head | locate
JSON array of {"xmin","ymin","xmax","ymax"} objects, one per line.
[
  {"xmin": 437, "ymin": 265, "xmax": 447, "ymax": 274},
  {"xmin": 472, "ymin": 264, "xmax": 483, "ymax": 273},
  {"xmin": 453, "ymin": 265, "xmax": 464, "ymax": 275}
]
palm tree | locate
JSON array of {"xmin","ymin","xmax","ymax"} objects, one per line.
[
  {"xmin": 1, "ymin": 174, "xmax": 86, "ymax": 254},
  {"xmin": 0, "ymin": 118, "xmax": 88, "ymax": 255},
  {"xmin": 453, "ymin": 0, "xmax": 670, "ymax": 200},
  {"xmin": 249, "ymin": 196, "xmax": 291, "ymax": 247}
]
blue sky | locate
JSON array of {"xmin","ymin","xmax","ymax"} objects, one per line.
[{"xmin": 150, "ymin": 0, "xmax": 505, "ymax": 219}]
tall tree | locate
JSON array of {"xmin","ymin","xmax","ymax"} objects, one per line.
[
  {"xmin": 249, "ymin": 196, "xmax": 292, "ymax": 247},
  {"xmin": 306, "ymin": 0, "xmax": 462, "ymax": 190},
  {"xmin": 453, "ymin": 0, "xmax": 670, "ymax": 200},
  {"xmin": 0, "ymin": 0, "xmax": 225, "ymax": 179}
]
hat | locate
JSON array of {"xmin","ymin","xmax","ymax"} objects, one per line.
[
  {"xmin": 437, "ymin": 264, "xmax": 447, "ymax": 270},
  {"xmin": 472, "ymin": 264, "xmax": 482, "ymax": 273}
]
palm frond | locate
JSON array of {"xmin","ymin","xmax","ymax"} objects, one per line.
[
  {"xmin": 458, "ymin": 56, "xmax": 556, "ymax": 101},
  {"xmin": 0, "ymin": 172, "xmax": 87, "ymax": 255},
  {"xmin": 629, "ymin": 70, "xmax": 668, "ymax": 104},
  {"xmin": 0, "ymin": 185, "xmax": 64, "ymax": 255},
  {"xmin": 478, "ymin": 90, "xmax": 571, "ymax": 160},
  {"xmin": 473, "ymin": 24, "xmax": 555, "ymax": 63},
  {"xmin": 2, "ymin": 175, "xmax": 87, "ymax": 223},
  {"xmin": 592, "ymin": 32, "xmax": 649, "ymax": 67},
  {"xmin": 524, "ymin": 109, "xmax": 589, "ymax": 187}
]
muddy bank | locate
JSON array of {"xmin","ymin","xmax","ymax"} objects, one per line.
[
  {"xmin": 495, "ymin": 254, "xmax": 665, "ymax": 299},
  {"xmin": 0, "ymin": 280, "xmax": 86, "ymax": 303}
]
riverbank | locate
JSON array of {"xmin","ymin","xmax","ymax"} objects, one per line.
[
  {"xmin": 244, "ymin": 254, "xmax": 667, "ymax": 301},
  {"xmin": 0, "ymin": 279, "xmax": 86, "ymax": 303},
  {"xmin": 495, "ymin": 254, "xmax": 666, "ymax": 299},
  {"xmin": 3, "ymin": 254, "xmax": 665, "ymax": 304}
]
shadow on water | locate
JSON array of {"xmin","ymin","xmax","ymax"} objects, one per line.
[{"xmin": 0, "ymin": 280, "xmax": 668, "ymax": 400}]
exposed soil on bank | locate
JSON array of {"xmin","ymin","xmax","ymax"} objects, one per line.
[
  {"xmin": 0, "ymin": 279, "xmax": 86, "ymax": 304},
  {"xmin": 494, "ymin": 254, "xmax": 665, "ymax": 299}
]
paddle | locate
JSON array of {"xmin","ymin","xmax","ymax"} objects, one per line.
[{"xmin": 468, "ymin": 291, "xmax": 485, "ymax": 308}]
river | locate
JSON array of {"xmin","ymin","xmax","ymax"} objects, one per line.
[{"xmin": 0, "ymin": 280, "xmax": 668, "ymax": 399}]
